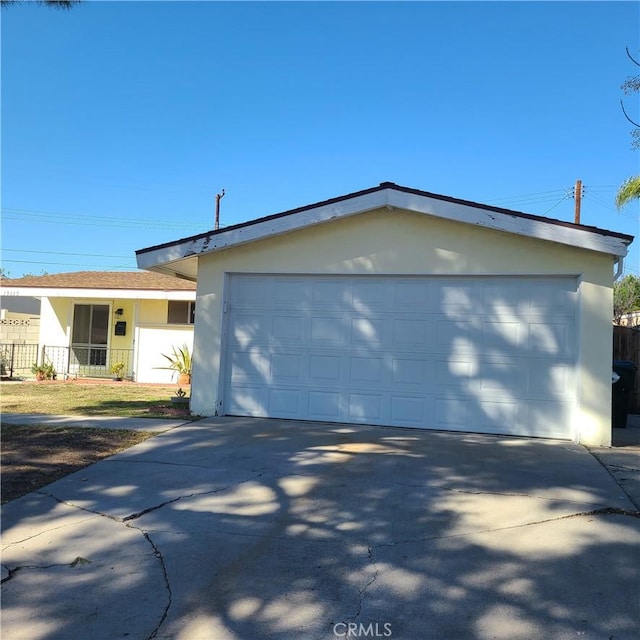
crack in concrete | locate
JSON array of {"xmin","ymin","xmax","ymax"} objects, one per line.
[
  {"xmin": 3, "ymin": 491, "xmax": 175, "ymax": 638},
  {"xmin": 104, "ymin": 458, "xmax": 226, "ymax": 471},
  {"xmin": 425, "ymin": 483, "xmax": 614, "ymax": 507},
  {"xmin": 132, "ymin": 528, "xmax": 172, "ymax": 640},
  {"xmin": 602, "ymin": 464, "xmax": 640, "ymax": 472},
  {"xmin": 392, "ymin": 481, "xmax": 629, "ymax": 513},
  {"xmin": 123, "ymin": 484, "xmax": 245, "ymax": 522},
  {"xmin": 35, "ymin": 478, "xmax": 249, "ymax": 524},
  {"xmin": 5, "ymin": 481, "xmax": 255, "ymax": 637},
  {"xmin": 33, "ymin": 490, "xmax": 124, "ymax": 522},
  {"xmin": 1, "ymin": 513, "xmax": 101, "ymax": 550},
  {"xmin": 371, "ymin": 507, "xmax": 640, "ymax": 549},
  {"xmin": 1, "ymin": 557, "xmax": 92, "ymax": 584},
  {"xmin": 344, "ymin": 545, "xmax": 379, "ymax": 624}
]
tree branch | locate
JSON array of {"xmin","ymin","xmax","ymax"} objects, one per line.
[
  {"xmin": 626, "ymin": 46, "xmax": 640, "ymax": 67},
  {"xmin": 620, "ymin": 100, "xmax": 640, "ymax": 128}
]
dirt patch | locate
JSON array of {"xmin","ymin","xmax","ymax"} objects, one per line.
[
  {"xmin": 1, "ymin": 425, "xmax": 155, "ymax": 504},
  {"xmin": 147, "ymin": 405, "xmax": 192, "ymax": 418}
]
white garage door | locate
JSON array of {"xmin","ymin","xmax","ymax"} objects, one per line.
[{"xmin": 224, "ymin": 275, "xmax": 578, "ymax": 439}]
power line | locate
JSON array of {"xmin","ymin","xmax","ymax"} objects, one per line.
[
  {"xmin": 542, "ymin": 194, "xmax": 572, "ymax": 216},
  {"xmin": 1, "ymin": 207, "xmax": 210, "ymax": 230},
  {"xmin": 2, "ymin": 258, "xmax": 136, "ymax": 268},
  {"xmin": 3, "ymin": 248, "xmax": 133, "ymax": 258},
  {"xmin": 488, "ymin": 189, "xmax": 568, "ymax": 203},
  {"xmin": 1, "ymin": 215, "xmax": 203, "ymax": 231},
  {"xmin": 583, "ymin": 191, "xmax": 640, "ymax": 221}
]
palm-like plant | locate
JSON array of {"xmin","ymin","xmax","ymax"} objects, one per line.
[
  {"xmin": 160, "ymin": 344, "xmax": 192, "ymax": 383},
  {"xmin": 1, "ymin": 1, "xmax": 80, "ymax": 8},
  {"xmin": 615, "ymin": 176, "xmax": 640, "ymax": 209}
]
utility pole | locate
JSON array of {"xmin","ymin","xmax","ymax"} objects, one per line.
[
  {"xmin": 215, "ymin": 189, "xmax": 225, "ymax": 230},
  {"xmin": 573, "ymin": 179, "xmax": 582, "ymax": 224}
]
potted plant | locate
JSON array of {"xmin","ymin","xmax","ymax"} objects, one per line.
[
  {"xmin": 31, "ymin": 362, "xmax": 56, "ymax": 381},
  {"xmin": 160, "ymin": 344, "xmax": 192, "ymax": 385},
  {"xmin": 110, "ymin": 362, "xmax": 126, "ymax": 381},
  {"xmin": 170, "ymin": 387, "xmax": 190, "ymax": 407}
]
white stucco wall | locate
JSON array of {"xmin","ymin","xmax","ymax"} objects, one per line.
[
  {"xmin": 39, "ymin": 298, "xmax": 70, "ymax": 347},
  {"xmin": 192, "ymin": 208, "xmax": 616, "ymax": 446},
  {"xmin": 135, "ymin": 326, "xmax": 194, "ymax": 384}
]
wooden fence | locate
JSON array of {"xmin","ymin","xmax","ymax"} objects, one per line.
[{"xmin": 613, "ymin": 325, "xmax": 640, "ymax": 413}]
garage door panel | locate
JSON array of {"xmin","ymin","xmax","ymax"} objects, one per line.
[
  {"xmin": 230, "ymin": 350, "xmax": 270, "ymax": 384},
  {"xmin": 478, "ymin": 400, "xmax": 519, "ymax": 428},
  {"xmin": 308, "ymin": 390, "xmax": 341, "ymax": 419},
  {"xmin": 527, "ymin": 360, "xmax": 573, "ymax": 397},
  {"xmin": 394, "ymin": 280, "xmax": 438, "ymax": 310},
  {"xmin": 309, "ymin": 354, "xmax": 343, "ymax": 383},
  {"xmin": 482, "ymin": 321, "xmax": 522, "ymax": 349},
  {"xmin": 391, "ymin": 357, "xmax": 432, "ymax": 387},
  {"xmin": 350, "ymin": 357, "xmax": 384, "ymax": 384},
  {"xmin": 479, "ymin": 361, "xmax": 523, "ymax": 393},
  {"xmin": 351, "ymin": 317, "xmax": 385, "ymax": 347},
  {"xmin": 224, "ymin": 275, "xmax": 577, "ymax": 439},
  {"xmin": 390, "ymin": 395, "xmax": 429, "ymax": 425},
  {"xmin": 527, "ymin": 322, "xmax": 574, "ymax": 357},
  {"xmin": 273, "ymin": 279, "xmax": 311, "ymax": 307},
  {"xmin": 437, "ymin": 320, "xmax": 475, "ymax": 354},
  {"xmin": 348, "ymin": 392, "xmax": 383, "ymax": 422},
  {"xmin": 310, "ymin": 316, "xmax": 348, "ymax": 345},
  {"xmin": 312, "ymin": 280, "xmax": 351, "ymax": 307},
  {"xmin": 436, "ymin": 359, "xmax": 475, "ymax": 388},
  {"xmin": 352, "ymin": 280, "xmax": 392, "ymax": 311},
  {"xmin": 392, "ymin": 318, "xmax": 431, "ymax": 348},
  {"xmin": 482, "ymin": 281, "xmax": 524, "ymax": 314},
  {"xmin": 523, "ymin": 400, "xmax": 573, "ymax": 439},
  {"xmin": 438, "ymin": 280, "xmax": 483, "ymax": 314},
  {"xmin": 230, "ymin": 313, "xmax": 271, "ymax": 347},
  {"xmin": 228, "ymin": 385, "xmax": 268, "ymax": 416},
  {"xmin": 526, "ymin": 280, "xmax": 577, "ymax": 315},
  {"xmin": 232, "ymin": 277, "xmax": 273, "ymax": 308},
  {"xmin": 271, "ymin": 315, "xmax": 305, "ymax": 343},
  {"xmin": 268, "ymin": 388, "xmax": 301, "ymax": 416},
  {"xmin": 271, "ymin": 353, "xmax": 303, "ymax": 381},
  {"xmin": 435, "ymin": 396, "xmax": 472, "ymax": 428}
]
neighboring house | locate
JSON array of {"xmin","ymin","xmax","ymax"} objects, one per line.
[
  {"xmin": 618, "ymin": 311, "xmax": 640, "ymax": 327},
  {"xmin": 137, "ymin": 182, "xmax": 634, "ymax": 447},
  {"xmin": 0, "ymin": 294, "xmax": 41, "ymax": 343},
  {"xmin": 0, "ymin": 293, "xmax": 41, "ymax": 377},
  {"xmin": 0, "ymin": 271, "xmax": 196, "ymax": 383}
]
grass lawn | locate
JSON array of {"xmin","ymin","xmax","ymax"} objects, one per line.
[
  {"xmin": 1, "ymin": 380, "xmax": 190, "ymax": 418},
  {"xmin": 0, "ymin": 380, "xmax": 193, "ymax": 504}
]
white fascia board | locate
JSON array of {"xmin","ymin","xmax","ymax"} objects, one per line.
[
  {"xmin": 136, "ymin": 187, "xmax": 630, "ymax": 270},
  {"xmin": 136, "ymin": 190, "xmax": 387, "ymax": 269},
  {"xmin": 0, "ymin": 286, "xmax": 196, "ymax": 301},
  {"xmin": 387, "ymin": 191, "xmax": 630, "ymax": 257}
]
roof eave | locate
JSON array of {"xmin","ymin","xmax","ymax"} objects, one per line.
[
  {"xmin": 0, "ymin": 285, "xmax": 196, "ymax": 300},
  {"xmin": 136, "ymin": 185, "xmax": 632, "ymax": 273}
]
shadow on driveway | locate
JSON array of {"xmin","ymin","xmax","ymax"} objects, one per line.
[{"xmin": 2, "ymin": 417, "xmax": 639, "ymax": 640}]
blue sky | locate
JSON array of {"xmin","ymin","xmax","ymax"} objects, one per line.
[{"xmin": 2, "ymin": 1, "xmax": 639, "ymax": 278}]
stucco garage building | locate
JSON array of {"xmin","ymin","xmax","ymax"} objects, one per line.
[{"xmin": 137, "ymin": 182, "xmax": 633, "ymax": 446}]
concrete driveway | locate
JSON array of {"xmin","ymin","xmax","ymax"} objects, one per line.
[{"xmin": 2, "ymin": 417, "xmax": 639, "ymax": 640}]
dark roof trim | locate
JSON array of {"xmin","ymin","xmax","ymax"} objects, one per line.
[{"xmin": 136, "ymin": 182, "xmax": 633, "ymax": 256}]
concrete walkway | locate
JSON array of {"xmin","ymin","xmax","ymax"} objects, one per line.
[
  {"xmin": 590, "ymin": 414, "xmax": 640, "ymax": 510},
  {"xmin": 2, "ymin": 417, "xmax": 639, "ymax": 640},
  {"xmin": 0, "ymin": 412, "xmax": 191, "ymax": 433}
]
